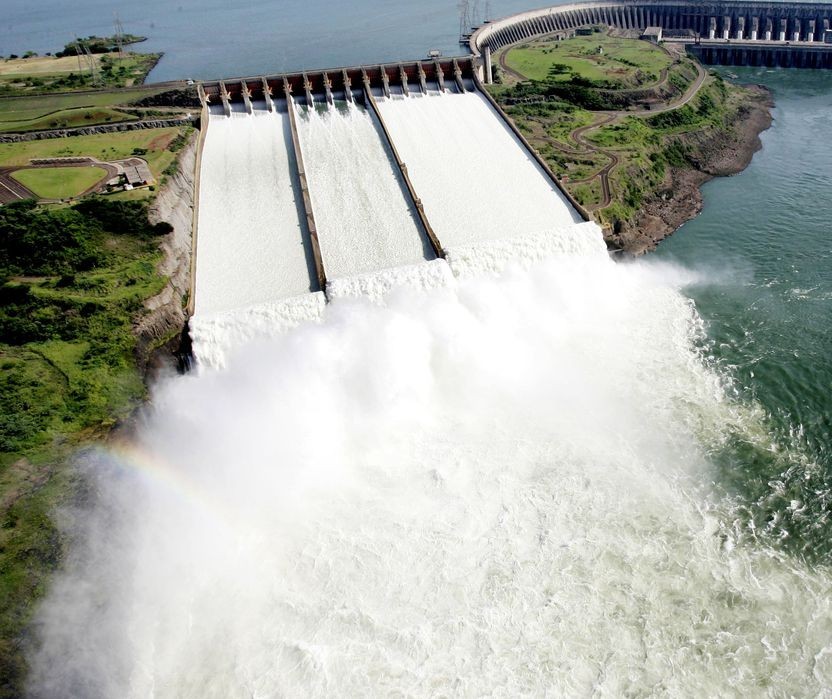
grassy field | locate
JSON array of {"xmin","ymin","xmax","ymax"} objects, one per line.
[
  {"xmin": 0, "ymin": 53, "xmax": 161, "ymax": 95},
  {"xmin": 0, "ymin": 55, "xmax": 102, "ymax": 76},
  {"xmin": 0, "ymin": 127, "xmax": 184, "ymax": 182},
  {"xmin": 504, "ymin": 33, "xmax": 673, "ymax": 87},
  {"xmin": 0, "ymin": 86, "xmax": 166, "ymax": 132},
  {"xmin": 0, "ymin": 106, "xmax": 136, "ymax": 133},
  {"xmin": 11, "ymin": 166, "xmax": 109, "ymax": 199}
]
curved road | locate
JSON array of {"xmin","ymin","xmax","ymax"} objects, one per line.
[{"xmin": 0, "ymin": 158, "xmax": 128, "ymax": 204}]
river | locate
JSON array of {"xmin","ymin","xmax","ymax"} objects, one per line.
[{"xmin": 655, "ymin": 67, "xmax": 832, "ymax": 561}]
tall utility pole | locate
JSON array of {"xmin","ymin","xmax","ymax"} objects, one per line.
[
  {"xmin": 76, "ymin": 42, "xmax": 99, "ymax": 85},
  {"xmin": 458, "ymin": 0, "xmax": 470, "ymax": 38},
  {"xmin": 73, "ymin": 40, "xmax": 84, "ymax": 72},
  {"xmin": 87, "ymin": 46, "xmax": 99, "ymax": 85},
  {"xmin": 113, "ymin": 14, "xmax": 125, "ymax": 58}
]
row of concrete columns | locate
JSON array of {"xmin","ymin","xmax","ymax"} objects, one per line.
[
  {"xmin": 483, "ymin": 4, "xmax": 832, "ymax": 52},
  {"xmin": 207, "ymin": 60, "xmax": 470, "ymax": 110},
  {"xmin": 691, "ymin": 44, "xmax": 832, "ymax": 67},
  {"xmin": 707, "ymin": 14, "xmax": 829, "ymax": 41}
]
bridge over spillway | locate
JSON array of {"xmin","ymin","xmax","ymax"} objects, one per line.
[{"xmin": 470, "ymin": 0, "xmax": 832, "ymax": 79}]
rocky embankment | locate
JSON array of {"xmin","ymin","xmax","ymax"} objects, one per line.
[
  {"xmin": 136, "ymin": 132, "xmax": 197, "ymax": 374},
  {"xmin": 613, "ymin": 85, "xmax": 773, "ymax": 254},
  {"xmin": 0, "ymin": 117, "xmax": 197, "ymax": 143}
]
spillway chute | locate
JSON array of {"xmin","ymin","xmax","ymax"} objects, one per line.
[
  {"xmin": 374, "ymin": 88, "xmax": 584, "ymax": 252},
  {"xmin": 294, "ymin": 96, "xmax": 435, "ymax": 281}
]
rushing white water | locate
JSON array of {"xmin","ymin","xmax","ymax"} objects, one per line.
[
  {"xmin": 195, "ymin": 101, "xmax": 317, "ymax": 315},
  {"xmin": 296, "ymin": 100, "xmax": 433, "ymax": 279},
  {"xmin": 189, "ymin": 292, "xmax": 327, "ymax": 370},
  {"xmin": 375, "ymin": 90, "xmax": 584, "ymax": 247},
  {"xmin": 28, "ymin": 228, "xmax": 832, "ymax": 697}
]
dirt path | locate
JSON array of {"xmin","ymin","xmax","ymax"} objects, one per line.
[
  {"xmin": 545, "ymin": 60, "xmax": 706, "ymax": 211},
  {"xmin": 498, "ymin": 48, "xmax": 527, "ymax": 83},
  {"xmin": 575, "ymin": 60, "xmax": 706, "ymax": 210}
]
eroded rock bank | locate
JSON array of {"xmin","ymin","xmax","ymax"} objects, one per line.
[
  {"xmin": 136, "ymin": 131, "xmax": 197, "ymax": 374},
  {"xmin": 613, "ymin": 84, "xmax": 773, "ymax": 255}
]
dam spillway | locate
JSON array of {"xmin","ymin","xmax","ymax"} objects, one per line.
[
  {"xmin": 191, "ymin": 58, "xmax": 593, "ymax": 363},
  {"xmin": 375, "ymin": 89, "xmax": 584, "ymax": 251}
]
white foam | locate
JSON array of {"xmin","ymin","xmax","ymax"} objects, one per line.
[
  {"xmin": 444, "ymin": 221, "xmax": 606, "ymax": 278},
  {"xmin": 29, "ymin": 246, "xmax": 832, "ymax": 697},
  {"xmin": 190, "ymin": 292, "xmax": 326, "ymax": 370},
  {"xmin": 326, "ymin": 258, "xmax": 453, "ymax": 302}
]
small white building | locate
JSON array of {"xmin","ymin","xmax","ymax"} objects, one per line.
[{"xmin": 641, "ymin": 26, "xmax": 663, "ymax": 44}]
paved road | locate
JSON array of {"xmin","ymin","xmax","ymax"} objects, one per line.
[
  {"xmin": 0, "ymin": 169, "xmax": 36, "ymax": 203},
  {"xmin": 0, "ymin": 158, "xmax": 125, "ymax": 203}
]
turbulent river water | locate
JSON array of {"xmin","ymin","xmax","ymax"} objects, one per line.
[
  {"xmin": 30, "ymin": 227, "xmax": 832, "ymax": 696},
  {"xmin": 655, "ymin": 68, "xmax": 832, "ymax": 563}
]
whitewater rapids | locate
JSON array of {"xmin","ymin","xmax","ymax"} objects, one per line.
[{"xmin": 27, "ymin": 228, "xmax": 832, "ymax": 697}]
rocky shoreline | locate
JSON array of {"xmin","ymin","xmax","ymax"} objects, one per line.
[
  {"xmin": 137, "ymin": 131, "xmax": 197, "ymax": 377},
  {"xmin": 612, "ymin": 84, "xmax": 774, "ymax": 255}
]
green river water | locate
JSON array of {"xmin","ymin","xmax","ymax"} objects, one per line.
[{"xmin": 655, "ymin": 68, "xmax": 832, "ymax": 562}]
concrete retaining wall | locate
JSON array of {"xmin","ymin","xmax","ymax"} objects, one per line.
[{"xmin": 0, "ymin": 117, "xmax": 197, "ymax": 143}]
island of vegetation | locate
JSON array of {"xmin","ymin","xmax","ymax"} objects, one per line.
[{"xmin": 487, "ymin": 28, "xmax": 772, "ymax": 253}]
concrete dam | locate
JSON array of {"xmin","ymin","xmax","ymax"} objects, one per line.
[
  {"xmin": 189, "ymin": 0, "xmax": 832, "ymax": 365},
  {"xmin": 471, "ymin": 0, "xmax": 832, "ymax": 74},
  {"xmin": 191, "ymin": 57, "xmax": 593, "ymax": 365}
]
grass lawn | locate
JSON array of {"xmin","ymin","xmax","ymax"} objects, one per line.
[
  {"xmin": 0, "ymin": 86, "xmax": 165, "ymax": 128},
  {"xmin": 505, "ymin": 33, "xmax": 673, "ymax": 86},
  {"xmin": 0, "ymin": 127, "xmax": 183, "ymax": 181},
  {"xmin": 11, "ymin": 166, "xmax": 109, "ymax": 199},
  {"xmin": 0, "ymin": 106, "xmax": 136, "ymax": 133}
]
